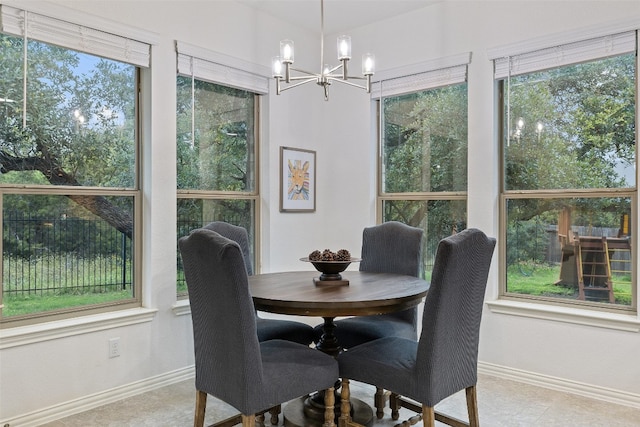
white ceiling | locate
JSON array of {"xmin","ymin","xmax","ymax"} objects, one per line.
[{"xmin": 237, "ymin": 0, "xmax": 442, "ymax": 35}]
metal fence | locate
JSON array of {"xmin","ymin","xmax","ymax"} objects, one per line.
[{"xmin": 3, "ymin": 212, "xmax": 132, "ymax": 296}]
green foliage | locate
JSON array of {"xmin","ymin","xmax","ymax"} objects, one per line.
[
  {"xmin": 383, "ymin": 84, "xmax": 467, "ymax": 193},
  {"xmin": 506, "ymin": 218, "xmax": 549, "ymax": 266},
  {"xmin": 505, "ymin": 54, "xmax": 635, "ymax": 193},
  {"xmin": 0, "ymin": 34, "xmax": 136, "ymax": 191},
  {"xmin": 381, "ymin": 84, "xmax": 468, "ymax": 236},
  {"xmin": 176, "ymin": 76, "xmax": 255, "ymax": 192}
]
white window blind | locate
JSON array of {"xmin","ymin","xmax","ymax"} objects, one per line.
[
  {"xmin": 371, "ymin": 53, "xmax": 471, "ymax": 100},
  {"xmin": 176, "ymin": 42, "xmax": 269, "ymax": 95},
  {"xmin": 0, "ymin": 4, "xmax": 150, "ymax": 67},
  {"xmin": 492, "ymin": 31, "xmax": 636, "ymax": 79}
]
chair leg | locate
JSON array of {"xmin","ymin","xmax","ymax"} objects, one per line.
[
  {"xmin": 269, "ymin": 405, "xmax": 281, "ymax": 425},
  {"xmin": 374, "ymin": 387, "xmax": 386, "ymax": 419},
  {"xmin": 422, "ymin": 405, "xmax": 435, "ymax": 427},
  {"xmin": 390, "ymin": 392, "xmax": 401, "ymax": 420},
  {"xmin": 324, "ymin": 386, "xmax": 336, "ymax": 427},
  {"xmin": 340, "ymin": 379, "xmax": 352, "ymax": 427},
  {"xmin": 194, "ymin": 390, "xmax": 207, "ymax": 427},
  {"xmin": 465, "ymin": 386, "xmax": 479, "ymax": 427},
  {"xmin": 242, "ymin": 414, "xmax": 256, "ymax": 427}
]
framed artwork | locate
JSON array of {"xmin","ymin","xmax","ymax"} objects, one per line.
[{"xmin": 280, "ymin": 146, "xmax": 316, "ymax": 212}]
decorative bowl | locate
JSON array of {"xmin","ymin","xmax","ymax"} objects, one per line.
[{"xmin": 300, "ymin": 257, "xmax": 361, "ymax": 282}]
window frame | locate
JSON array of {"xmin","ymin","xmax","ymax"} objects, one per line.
[
  {"xmin": 493, "ymin": 28, "xmax": 638, "ymax": 314},
  {"xmin": 175, "ymin": 42, "xmax": 265, "ymax": 297},
  {"xmin": 373, "ymin": 55, "xmax": 471, "ymax": 276},
  {"xmin": 0, "ymin": 5, "xmax": 147, "ymax": 327}
]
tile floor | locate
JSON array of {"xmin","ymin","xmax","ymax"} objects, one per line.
[{"xmin": 39, "ymin": 374, "xmax": 640, "ymax": 427}]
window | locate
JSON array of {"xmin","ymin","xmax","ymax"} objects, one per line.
[
  {"xmin": 176, "ymin": 43, "xmax": 265, "ymax": 295},
  {"xmin": 0, "ymin": 6, "xmax": 148, "ymax": 324},
  {"xmin": 375, "ymin": 55, "xmax": 470, "ymax": 277},
  {"xmin": 495, "ymin": 31, "xmax": 637, "ymax": 310}
]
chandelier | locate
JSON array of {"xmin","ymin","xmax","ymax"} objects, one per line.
[{"xmin": 271, "ymin": 0, "xmax": 375, "ymax": 101}]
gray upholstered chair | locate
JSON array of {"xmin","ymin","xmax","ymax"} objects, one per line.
[
  {"xmin": 203, "ymin": 221, "xmax": 316, "ymax": 345},
  {"xmin": 313, "ymin": 221, "xmax": 423, "ymax": 417},
  {"xmin": 179, "ymin": 228, "xmax": 339, "ymax": 427},
  {"xmin": 318, "ymin": 221, "xmax": 424, "ymax": 348},
  {"xmin": 337, "ymin": 228, "xmax": 496, "ymax": 427}
]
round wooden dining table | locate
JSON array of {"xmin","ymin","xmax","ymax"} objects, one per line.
[
  {"xmin": 250, "ymin": 270, "xmax": 429, "ymax": 355},
  {"xmin": 249, "ymin": 270, "xmax": 429, "ymax": 427}
]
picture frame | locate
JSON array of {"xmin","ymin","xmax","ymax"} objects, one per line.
[{"xmin": 280, "ymin": 146, "xmax": 316, "ymax": 212}]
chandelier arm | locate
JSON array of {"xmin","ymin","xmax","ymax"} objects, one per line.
[
  {"xmin": 278, "ymin": 78, "xmax": 318, "ymax": 92},
  {"xmin": 325, "ymin": 63, "xmax": 343, "ymax": 75},
  {"xmin": 326, "ymin": 77, "xmax": 367, "ymax": 90},
  {"xmin": 289, "ymin": 67, "xmax": 321, "ymax": 77},
  {"xmin": 289, "ymin": 75, "xmax": 321, "ymax": 82},
  {"xmin": 325, "ymin": 73, "xmax": 366, "ymax": 81},
  {"xmin": 273, "ymin": 0, "xmax": 374, "ymax": 99},
  {"xmin": 344, "ymin": 75, "xmax": 367, "ymax": 81}
]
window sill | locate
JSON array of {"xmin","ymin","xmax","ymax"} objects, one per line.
[
  {"xmin": 486, "ymin": 299, "xmax": 640, "ymax": 332},
  {"xmin": 172, "ymin": 299, "xmax": 191, "ymax": 317},
  {"xmin": 0, "ymin": 307, "xmax": 157, "ymax": 350}
]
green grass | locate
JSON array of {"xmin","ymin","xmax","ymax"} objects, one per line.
[
  {"xmin": 507, "ymin": 262, "xmax": 632, "ymax": 305},
  {"xmin": 2, "ymin": 290, "xmax": 133, "ymax": 317},
  {"xmin": 3, "ymin": 255, "xmax": 134, "ymax": 317},
  {"xmin": 3, "ymin": 259, "xmax": 633, "ymax": 317}
]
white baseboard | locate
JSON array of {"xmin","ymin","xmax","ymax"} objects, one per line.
[
  {"xmin": 2, "ymin": 366, "xmax": 195, "ymax": 427},
  {"xmin": 5, "ymin": 362, "xmax": 639, "ymax": 426},
  {"xmin": 478, "ymin": 361, "xmax": 640, "ymax": 409}
]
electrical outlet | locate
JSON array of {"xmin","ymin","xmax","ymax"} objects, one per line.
[{"xmin": 108, "ymin": 337, "xmax": 121, "ymax": 358}]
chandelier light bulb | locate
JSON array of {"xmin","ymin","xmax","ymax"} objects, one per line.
[
  {"xmin": 362, "ymin": 53, "xmax": 375, "ymax": 76},
  {"xmin": 272, "ymin": 57, "xmax": 283, "ymax": 78},
  {"xmin": 280, "ymin": 40, "xmax": 294, "ymax": 63},
  {"xmin": 272, "ymin": 0, "xmax": 375, "ymax": 99},
  {"xmin": 337, "ymin": 35, "xmax": 351, "ymax": 60}
]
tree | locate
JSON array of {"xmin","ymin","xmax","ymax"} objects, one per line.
[
  {"xmin": 176, "ymin": 76, "xmax": 256, "ymax": 229},
  {"xmin": 382, "ymin": 84, "xmax": 468, "ymax": 237},
  {"xmin": 0, "ymin": 34, "xmax": 136, "ymax": 237},
  {"xmin": 504, "ymin": 54, "xmax": 635, "ymax": 224}
]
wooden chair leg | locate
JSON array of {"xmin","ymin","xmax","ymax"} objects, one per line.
[
  {"xmin": 422, "ymin": 405, "xmax": 435, "ymax": 427},
  {"xmin": 340, "ymin": 379, "xmax": 352, "ymax": 427},
  {"xmin": 269, "ymin": 405, "xmax": 281, "ymax": 425},
  {"xmin": 390, "ymin": 392, "xmax": 401, "ymax": 421},
  {"xmin": 194, "ymin": 390, "xmax": 207, "ymax": 427},
  {"xmin": 242, "ymin": 414, "xmax": 256, "ymax": 427},
  {"xmin": 374, "ymin": 387, "xmax": 386, "ymax": 419},
  {"xmin": 465, "ymin": 386, "xmax": 479, "ymax": 427},
  {"xmin": 323, "ymin": 386, "xmax": 336, "ymax": 427}
]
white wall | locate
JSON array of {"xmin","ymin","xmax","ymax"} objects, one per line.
[
  {"xmin": 1, "ymin": 0, "xmax": 639, "ymax": 424},
  {"xmin": 341, "ymin": 0, "xmax": 640, "ymax": 401}
]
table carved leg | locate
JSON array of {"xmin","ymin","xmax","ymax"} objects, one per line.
[
  {"xmin": 284, "ymin": 317, "xmax": 373, "ymax": 427},
  {"xmin": 315, "ymin": 316, "xmax": 341, "ymax": 357}
]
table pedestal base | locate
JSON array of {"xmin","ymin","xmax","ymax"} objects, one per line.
[{"xmin": 283, "ymin": 395, "xmax": 373, "ymax": 427}]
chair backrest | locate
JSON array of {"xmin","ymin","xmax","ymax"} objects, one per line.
[
  {"xmin": 359, "ymin": 221, "xmax": 424, "ymax": 326},
  {"xmin": 203, "ymin": 221, "xmax": 253, "ymax": 275},
  {"xmin": 359, "ymin": 221, "xmax": 424, "ymax": 277},
  {"xmin": 416, "ymin": 228, "xmax": 496, "ymax": 406},
  {"xmin": 178, "ymin": 228, "xmax": 263, "ymax": 411}
]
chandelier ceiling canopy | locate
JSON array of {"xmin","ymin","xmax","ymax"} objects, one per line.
[{"xmin": 271, "ymin": 0, "xmax": 375, "ymax": 101}]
